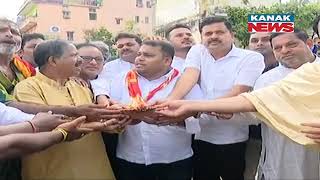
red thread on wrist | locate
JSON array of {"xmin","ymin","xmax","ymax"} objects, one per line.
[{"xmin": 27, "ymin": 120, "xmax": 38, "ymax": 133}]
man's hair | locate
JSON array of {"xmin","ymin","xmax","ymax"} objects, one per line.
[
  {"xmin": 90, "ymin": 41, "xmax": 109, "ymax": 52},
  {"xmin": 0, "ymin": 18, "xmax": 17, "ymax": 26},
  {"xmin": 114, "ymin": 33, "xmax": 142, "ymax": 45},
  {"xmin": 34, "ymin": 40, "xmax": 70, "ymax": 68},
  {"xmin": 142, "ymin": 40, "xmax": 175, "ymax": 59},
  {"xmin": 21, "ymin": 33, "xmax": 45, "ymax": 49},
  {"xmin": 0, "ymin": 18, "xmax": 21, "ymax": 35},
  {"xmin": 199, "ymin": 16, "xmax": 232, "ymax": 33},
  {"xmin": 75, "ymin": 42, "xmax": 101, "ymax": 51},
  {"xmin": 312, "ymin": 15, "xmax": 320, "ymax": 37},
  {"xmin": 270, "ymin": 29, "xmax": 309, "ymax": 47},
  {"xmin": 165, "ymin": 24, "xmax": 191, "ymax": 39}
]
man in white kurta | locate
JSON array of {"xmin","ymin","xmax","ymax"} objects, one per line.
[
  {"xmin": 252, "ymin": 31, "xmax": 320, "ymax": 180},
  {"xmin": 104, "ymin": 40, "xmax": 201, "ymax": 180}
]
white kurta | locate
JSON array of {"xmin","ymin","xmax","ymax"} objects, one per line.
[
  {"xmin": 254, "ymin": 57, "xmax": 320, "ymax": 180},
  {"xmin": 108, "ymin": 69, "xmax": 202, "ymax": 165}
]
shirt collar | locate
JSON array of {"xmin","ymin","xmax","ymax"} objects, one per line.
[
  {"xmin": 137, "ymin": 68, "xmax": 176, "ymax": 82},
  {"xmin": 223, "ymin": 44, "xmax": 242, "ymax": 58},
  {"xmin": 36, "ymin": 72, "xmax": 68, "ymax": 87},
  {"xmin": 208, "ymin": 44, "xmax": 241, "ymax": 61}
]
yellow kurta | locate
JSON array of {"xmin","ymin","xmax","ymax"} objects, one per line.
[
  {"xmin": 242, "ymin": 63, "xmax": 320, "ymax": 150},
  {"xmin": 14, "ymin": 73, "xmax": 115, "ymax": 180}
]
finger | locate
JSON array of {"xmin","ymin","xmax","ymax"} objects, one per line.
[
  {"xmin": 76, "ymin": 127, "xmax": 94, "ymax": 133},
  {"xmin": 155, "ymin": 110, "xmax": 176, "ymax": 117},
  {"xmin": 104, "ymin": 119, "xmax": 120, "ymax": 126},
  {"xmin": 301, "ymin": 129, "xmax": 320, "ymax": 134},
  {"xmin": 69, "ymin": 116, "xmax": 87, "ymax": 127},
  {"xmin": 100, "ymin": 114, "xmax": 126, "ymax": 119},
  {"xmin": 301, "ymin": 123, "xmax": 320, "ymax": 128},
  {"xmin": 118, "ymin": 118, "xmax": 129, "ymax": 125},
  {"xmin": 103, "ymin": 124, "xmax": 120, "ymax": 132},
  {"xmin": 305, "ymin": 134, "xmax": 320, "ymax": 139},
  {"xmin": 122, "ymin": 119, "xmax": 133, "ymax": 127}
]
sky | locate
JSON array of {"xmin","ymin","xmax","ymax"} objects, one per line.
[{"xmin": 0, "ymin": 0, "xmax": 25, "ymax": 21}]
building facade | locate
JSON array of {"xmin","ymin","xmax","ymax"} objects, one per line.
[
  {"xmin": 17, "ymin": 0, "xmax": 155, "ymax": 42},
  {"xmin": 155, "ymin": 0, "xmax": 280, "ymax": 40}
]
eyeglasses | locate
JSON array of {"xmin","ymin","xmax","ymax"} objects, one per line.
[{"xmin": 80, "ymin": 56, "xmax": 104, "ymax": 63}]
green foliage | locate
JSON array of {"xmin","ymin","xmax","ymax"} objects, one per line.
[
  {"xmin": 83, "ymin": 27, "xmax": 117, "ymax": 57},
  {"xmin": 225, "ymin": 3, "xmax": 320, "ymax": 48},
  {"xmin": 124, "ymin": 20, "xmax": 140, "ymax": 33}
]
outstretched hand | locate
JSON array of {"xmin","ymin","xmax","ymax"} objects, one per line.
[
  {"xmin": 57, "ymin": 116, "xmax": 93, "ymax": 141},
  {"xmin": 153, "ymin": 100, "xmax": 196, "ymax": 125}
]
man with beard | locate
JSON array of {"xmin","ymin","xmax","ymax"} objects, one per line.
[
  {"xmin": 0, "ymin": 19, "xmax": 124, "ymax": 180},
  {"xmin": 165, "ymin": 24, "xmax": 195, "ymax": 72},
  {"xmin": 167, "ymin": 17, "xmax": 265, "ymax": 180},
  {"xmin": 0, "ymin": 18, "xmax": 34, "ymax": 103}
]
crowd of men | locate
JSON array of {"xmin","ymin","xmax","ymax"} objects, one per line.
[{"xmin": 0, "ymin": 14, "xmax": 320, "ymax": 180}]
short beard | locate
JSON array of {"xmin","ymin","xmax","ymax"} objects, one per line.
[{"xmin": 0, "ymin": 44, "xmax": 16, "ymax": 56}]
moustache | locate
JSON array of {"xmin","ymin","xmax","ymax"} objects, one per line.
[{"xmin": 208, "ymin": 39, "xmax": 221, "ymax": 44}]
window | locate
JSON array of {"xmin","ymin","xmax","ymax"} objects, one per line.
[
  {"xmin": 145, "ymin": 16, "xmax": 149, "ymax": 24},
  {"xmin": 136, "ymin": 0, "xmax": 143, "ymax": 7},
  {"xmin": 135, "ymin": 16, "xmax": 140, "ymax": 23},
  {"xmin": 67, "ymin": 31, "xmax": 74, "ymax": 41},
  {"xmin": 146, "ymin": 1, "xmax": 152, "ymax": 8},
  {"xmin": 62, "ymin": 10, "xmax": 70, "ymax": 19},
  {"xmin": 115, "ymin": 17, "xmax": 123, "ymax": 25},
  {"xmin": 89, "ymin": 8, "xmax": 97, "ymax": 20}
]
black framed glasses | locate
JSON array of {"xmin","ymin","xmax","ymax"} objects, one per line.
[{"xmin": 80, "ymin": 56, "xmax": 104, "ymax": 63}]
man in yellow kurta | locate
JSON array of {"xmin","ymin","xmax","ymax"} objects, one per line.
[{"xmin": 14, "ymin": 40, "xmax": 115, "ymax": 180}]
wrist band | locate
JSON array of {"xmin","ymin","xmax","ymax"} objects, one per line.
[
  {"xmin": 27, "ymin": 120, "xmax": 38, "ymax": 133},
  {"xmin": 54, "ymin": 128, "xmax": 68, "ymax": 142}
]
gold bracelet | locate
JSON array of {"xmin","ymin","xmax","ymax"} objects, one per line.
[{"xmin": 54, "ymin": 128, "xmax": 68, "ymax": 142}]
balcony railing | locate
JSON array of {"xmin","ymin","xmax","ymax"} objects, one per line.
[{"xmin": 18, "ymin": 16, "xmax": 38, "ymax": 33}]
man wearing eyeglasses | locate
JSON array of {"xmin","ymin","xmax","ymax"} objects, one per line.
[
  {"xmin": 90, "ymin": 33, "xmax": 142, "ymax": 179},
  {"xmin": 91, "ymin": 33, "xmax": 142, "ymax": 106},
  {"xmin": 76, "ymin": 43, "xmax": 105, "ymax": 83}
]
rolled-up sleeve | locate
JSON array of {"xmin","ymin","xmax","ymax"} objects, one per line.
[{"xmin": 0, "ymin": 102, "xmax": 34, "ymax": 125}]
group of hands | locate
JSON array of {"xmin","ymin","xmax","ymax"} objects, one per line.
[
  {"xmin": 29, "ymin": 99, "xmax": 320, "ymax": 143},
  {"xmin": 27, "ymin": 99, "xmax": 186, "ymax": 142}
]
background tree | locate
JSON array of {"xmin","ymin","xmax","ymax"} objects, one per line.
[
  {"xmin": 225, "ymin": 2, "xmax": 320, "ymax": 48},
  {"xmin": 83, "ymin": 27, "xmax": 117, "ymax": 58}
]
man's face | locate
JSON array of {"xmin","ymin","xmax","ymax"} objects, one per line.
[
  {"xmin": 272, "ymin": 33, "xmax": 311, "ymax": 69},
  {"xmin": 78, "ymin": 46, "xmax": 104, "ymax": 80},
  {"xmin": 135, "ymin": 45, "xmax": 171, "ymax": 77},
  {"xmin": 116, "ymin": 38, "xmax": 140, "ymax": 63},
  {"xmin": 0, "ymin": 20, "xmax": 21, "ymax": 55},
  {"xmin": 169, "ymin": 28, "xmax": 194, "ymax": 51},
  {"xmin": 201, "ymin": 22, "xmax": 234, "ymax": 54},
  {"xmin": 54, "ymin": 44, "xmax": 82, "ymax": 78},
  {"xmin": 22, "ymin": 38, "xmax": 44, "ymax": 67},
  {"xmin": 249, "ymin": 32, "xmax": 272, "ymax": 56}
]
